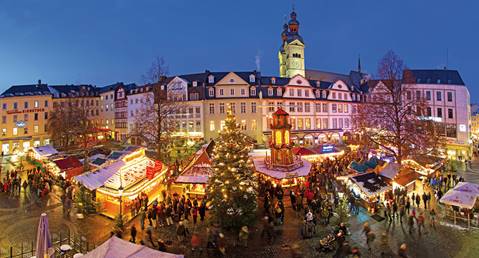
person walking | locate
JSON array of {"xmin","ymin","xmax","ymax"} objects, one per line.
[
  {"xmin": 192, "ymin": 206, "xmax": 198, "ymax": 225},
  {"xmin": 408, "ymin": 214, "xmax": 415, "ymax": 234},
  {"xmin": 398, "ymin": 243, "xmax": 408, "ymax": 257},
  {"xmin": 146, "ymin": 225, "xmax": 156, "ymax": 247},
  {"xmin": 130, "ymin": 225, "xmax": 137, "ymax": 243},
  {"xmin": 176, "ymin": 221, "xmax": 189, "ymax": 243},
  {"xmin": 199, "ymin": 200, "xmax": 206, "ymax": 222},
  {"xmin": 417, "ymin": 212, "xmax": 425, "ymax": 234},
  {"xmin": 366, "ymin": 231, "xmax": 376, "ymax": 252},
  {"xmin": 139, "ymin": 207, "xmax": 146, "ymax": 230},
  {"xmin": 399, "ymin": 204, "xmax": 405, "ymax": 224},
  {"xmin": 405, "ymin": 198, "xmax": 411, "ymax": 215},
  {"xmin": 238, "ymin": 226, "xmax": 249, "ymax": 247}
]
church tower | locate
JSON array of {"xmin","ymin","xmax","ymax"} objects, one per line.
[{"xmin": 278, "ymin": 10, "xmax": 305, "ymax": 78}]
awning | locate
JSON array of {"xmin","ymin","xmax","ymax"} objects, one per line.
[
  {"xmin": 83, "ymin": 236, "xmax": 183, "ymax": 258},
  {"xmin": 32, "ymin": 145, "xmax": 58, "ymax": 157},
  {"xmin": 74, "ymin": 160, "xmax": 125, "ymax": 190}
]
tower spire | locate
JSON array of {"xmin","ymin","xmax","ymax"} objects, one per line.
[{"xmin": 358, "ymin": 55, "xmax": 362, "ymax": 73}]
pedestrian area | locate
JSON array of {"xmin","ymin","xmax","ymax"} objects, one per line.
[{"xmin": 115, "ymin": 193, "xmax": 479, "ymax": 258}]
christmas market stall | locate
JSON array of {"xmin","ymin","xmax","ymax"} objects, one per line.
[
  {"xmin": 74, "ymin": 147, "xmax": 167, "ymax": 219},
  {"xmin": 292, "ymin": 144, "xmax": 345, "ymax": 162},
  {"xmin": 29, "ymin": 145, "xmax": 59, "ymax": 161},
  {"xmin": 348, "ymin": 156, "xmax": 386, "ymax": 174},
  {"xmin": 51, "ymin": 156, "xmax": 84, "ymax": 180},
  {"xmin": 173, "ymin": 141, "xmax": 214, "ymax": 197},
  {"xmin": 252, "ymin": 108, "xmax": 312, "ymax": 187},
  {"xmin": 347, "ymin": 172, "xmax": 392, "ymax": 213},
  {"xmin": 379, "ymin": 163, "xmax": 419, "ymax": 193},
  {"xmin": 440, "ymin": 182, "xmax": 479, "ymax": 227},
  {"xmin": 402, "ymin": 155, "xmax": 444, "ymax": 177}
]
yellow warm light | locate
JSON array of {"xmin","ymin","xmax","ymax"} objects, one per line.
[
  {"xmin": 275, "ymin": 131, "xmax": 282, "ymax": 145},
  {"xmin": 285, "ymin": 131, "xmax": 290, "ymax": 144}
]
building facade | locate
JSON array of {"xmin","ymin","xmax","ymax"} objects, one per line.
[{"xmin": 0, "ymin": 81, "xmax": 52, "ymax": 154}]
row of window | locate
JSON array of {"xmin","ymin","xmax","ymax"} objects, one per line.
[
  {"xmin": 267, "ymin": 117, "xmax": 350, "ymax": 130},
  {"xmin": 425, "ymin": 107, "xmax": 455, "ymax": 119},
  {"xmin": 406, "ymin": 90, "xmax": 454, "ymax": 102},
  {"xmin": 2, "ymin": 100, "xmax": 49, "ymax": 110},
  {"xmin": 210, "ymin": 119, "xmax": 257, "ymax": 132},
  {"xmin": 209, "ymin": 103, "xmax": 257, "ymax": 114},
  {"xmin": 2, "ymin": 113, "xmax": 47, "ymax": 124},
  {"xmin": 2, "ymin": 125, "xmax": 44, "ymax": 136}
]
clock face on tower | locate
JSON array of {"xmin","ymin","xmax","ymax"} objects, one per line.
[{"xmin": 291, "ymin": 59, "xmax": 300, "ymax": 68}]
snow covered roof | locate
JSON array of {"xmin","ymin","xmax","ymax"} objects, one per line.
[
  {"xmin": 379, "ymin": 163, "xmax": 401, "ymax": 179},
  {"xmin": 74, "ymin": 160, "xmax": 125, "ymax": 190},
  {"xmin": 32, "ymin": 145, "xmax": 58, "ymax": 157},
  {"xmin": 439, "ymin": 182, "xmax": 479, "ymax": 209},
  {"xmin": 176, "ymin": 147, "xmax": 212, "ymax": 184},
  {"xmin": 83, "ymin": 236, "xmax": 184, "ymax": 258},
  {"xmin": 350, "ymin": 172, "xmax": 391, "ymax": 197}
]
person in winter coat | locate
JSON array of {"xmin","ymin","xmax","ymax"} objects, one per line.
[
  {"xmin": 176, "ymin": 221, "xmax": 189, "ymax": 243},
  {"xmin": 130, "ymin": 225, "xmax": 137, "ymax": 243},
  {"xmin": 238, "ymin": 226, "xmax": 249, "ymax": 247}
]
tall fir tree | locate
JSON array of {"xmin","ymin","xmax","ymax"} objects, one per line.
[{"xmin": 207, "ymin": 109, "xmax": 257, "ymax": 229}]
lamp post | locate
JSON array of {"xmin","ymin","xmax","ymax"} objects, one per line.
[{"xmin": 118, "ymin": 172, "xmax": 124, "ymax": 219}]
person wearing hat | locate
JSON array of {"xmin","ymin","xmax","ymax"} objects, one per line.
[{"xmin": 238, "ymin": 226, "xmax": 249, "ymax": 247}]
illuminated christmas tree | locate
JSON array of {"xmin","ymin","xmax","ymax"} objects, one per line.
[{"xmin": 207, "ymin": 109, "xmax": 257, "ymax": 229}]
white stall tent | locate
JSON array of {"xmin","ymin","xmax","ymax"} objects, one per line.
[
  {"xmin": 440, "ymin": 182, "xmax": 479, "ymax": 209},
  {"xmin": 83, "ymin": 236, "xmax": 183, "ymax": 258}
]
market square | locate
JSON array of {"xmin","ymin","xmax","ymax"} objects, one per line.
[{"xmin": 1, "ymin": 1, "xmax": 479, "ymax": 258}]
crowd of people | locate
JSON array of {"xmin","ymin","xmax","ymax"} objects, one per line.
[{"xmin": 0, "ymin": 166, "xmax": 54, "ymax": 205}]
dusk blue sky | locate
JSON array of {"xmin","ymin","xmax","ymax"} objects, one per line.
[{"xmin": 1, "ymin": 0, "xmax": 478, "ymax": 101}]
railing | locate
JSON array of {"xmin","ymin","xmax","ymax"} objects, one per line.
[{"xmin": 0, "ymin": 229, "xmax": 95, "ymax": 258}]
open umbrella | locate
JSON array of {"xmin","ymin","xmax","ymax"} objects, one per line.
[{"xmin": 36, "ymin": 213, "xmax": 54, "ymax": 258}]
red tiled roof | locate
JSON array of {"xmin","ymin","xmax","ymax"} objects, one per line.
[{"xmin": 54, "ymin": 156, "xmax": 83, "ymax": 170}]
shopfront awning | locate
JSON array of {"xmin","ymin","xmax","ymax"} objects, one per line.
[{"xmin": 74, "ymin": 160, "xmax": 125, "ymax": 190}]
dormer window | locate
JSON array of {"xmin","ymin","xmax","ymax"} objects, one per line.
[
  {"xmin": 268, "ymin": 87, "xmax": 273, "ymax": 96},
  {"xmin": 208, "ymin": 75, "xmax": 215, "ymax": 83},
  {"xmin": 161, "ymin": 85, "xmax": 165, "ymax": 90},
  {"xmin": 305, "ymin": 90, "xmax": 310, "ymax": 97},
  {"xmin": 277, "ymin": 88, "xmax": 282, "ymax": 96},
  {"xmin": 316, "ymin": 90, "xmax": 321, "ymax": 98},
  {"xmin": 192, "ymin": 81, "xmax": 198, "ymax": 87},
  {"xmin": 271, "ymin": 77, "xmax": 276, "ymax": 84},
  {"xmin": 322, "ymin": 91, "xmax": 327, "ymax": 98},
  {"xmin": 249, "ymin": 74, "xmax": 256, "ymax": 83},
  {"xmin": 208, "ymin": 87, "xmax": 214, "ymax": 97},
  {"xmin": 250, "ymin": 87, "xmax": 256, "ymax": 96},
  {"xmin": 437, "ymin": 79, "xmax": 441, "ymax": 84}
]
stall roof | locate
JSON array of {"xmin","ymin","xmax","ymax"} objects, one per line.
[
  {"xmin": 439, "ymin": 182, "xmax": 479, "ymax": 209},
  {"xmin": 176, "ymin": 147, "xmax": 212, "ymax": 184},
  {"xmin": 350, "ymin": 172, "xmax": 391, "ymax": 197},
  {"xmin": 32, "ymin": 145, "xmax": 58, "ymax": 157},
  {"xmin": 379, "ymin": 163, "xmax": 401, "ymax": 179},
  {"xmin": 253, "ymin": 158, "xmax": 312, "ymax": 179},
  {"xmin": 53, "ymin": 156, "xmax": 82, "ymax": 170},
  {"xmin": 83, "ymin": 236, "xmax": 184, "ymax": 258},
  {"xmin": 394, "ymin": 169, "xmax": 419, "ymax": 187},
  {"xmin": 74, "ymin": 160, "xmax": 125, "ymax": 190}
]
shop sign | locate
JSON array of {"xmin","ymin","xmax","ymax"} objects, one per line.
[
  {"xmin": 459, "ymin": 124, "xmax": 467, "ymax": 132},
  {"xmin": 321, "ymin": 144, "xmax": 335, "ymax": 154},
  {"xmin": 7, "ymin": 108, "xmax": 44, "ymax": 115},
  {"xmin": 16, "ymin": 121, "xmax": 26, "ymax": 128}
]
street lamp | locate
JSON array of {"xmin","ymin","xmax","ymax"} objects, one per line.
[{"xmin": 118, "ymin": 172, "xmax": 124, "ymax": 218}]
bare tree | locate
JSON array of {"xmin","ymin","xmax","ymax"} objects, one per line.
[
  {"xmin": 353, "ymin": 51, "xmax": 444, "ymax": 162},
  {"xmin": 48, "ymin": 101, "xmax": 94, "ymax": 150},
  {"xmin": 131, "ymin": 57, "xmax": 185, "ymax": 163}
]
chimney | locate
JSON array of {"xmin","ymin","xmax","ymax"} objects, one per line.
[{"xmin": 37, "ymin": 79, "xmax": 42, "ymax": 86}]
